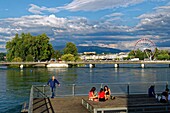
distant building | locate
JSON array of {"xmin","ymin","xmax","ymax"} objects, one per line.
[
  {"xmin": 83, "ymin": 52, "xmax": 96, "ymax": 55},
  {"xmin": 80, "ymin": 52, "xmax": 129, "ymax": 61}
]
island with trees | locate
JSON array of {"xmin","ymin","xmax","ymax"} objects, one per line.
[{"xmin": 5, "ymin": 33, "xmax": 80, "ymax": 67}]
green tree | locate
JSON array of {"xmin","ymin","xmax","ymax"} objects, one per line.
[
  {"xmin": 10, "ymin": 57, "xmax": 23, "ymax": 68},
  {"xmin": 128, "ymin": 50, "xmax": 135, "ymax": 59},
  {"xmin": 63, "ymin": 42, "xmax": 78, "ymax": 56},
  {"xmin": 154, "ymin": 48, "xmax": 160, "ymax": 58},
  {"xmin": 0, "ymin": 53, "xmax": 6, "ymax": 61},
  {"xmin": 135, "ymin": 49, "xmax": 145, "ymax": 60},
  {"xmin": 12, "ymin": 57, "xmax": 23, "ymax": 62},
  {"xmin": 26, "ymin": 54, "xmax": 34, "ymax": 62},
  {"xmin": 74, "ymin": 55, "xmax": 81, "ymax": 61},
  {"xmin": 55, "ymin": 50, "xmax": 62, "ymax": 60},
  {"xmin": 157, "ymin": 54, "xmax": 169, "ymax": 60},
  {"xmin": 61, "ymin": 54, "xmax": 75, "ymax": 61},
  {"xmin": 6, "ymin": 33, "xmax": 54, "ymax": 61}
]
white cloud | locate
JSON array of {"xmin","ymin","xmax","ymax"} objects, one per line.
[
  {"xmin": 2, "ymin": 2, "xmax": 170, "ymax": 52},
  {"xmin": 0, "ymin": 14, "xmax": 129, "ymax": 38},
  {"xmin": 104, "ymin": 13, "xmax": 124, "ymax": 18},
  {"xmin": 79, "ymin": 43, "xmax": 118, "ymax": 49},
  {"xmin": 62, "ymin": 0, "xmax": 144, "ymax": 11},
  {"xmin": 28, "ymin": 4, "xmax": 59, "ymax": 14},
  {"xmin": 136, "ymin": 4, "xmax": 170, "ymax": 37}
]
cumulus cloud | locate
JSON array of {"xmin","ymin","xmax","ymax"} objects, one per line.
[
  {"xmin": 1, "ymin": 1, "xmax": 170, "ymax": 52},
  {"xmin": 28, "ymin": 4, "xmax": 59, "ymax": 14},
  {"xmin": 136, "ymin": 5, "xmax": 170, "ymax": 33},
  {"xmin": 0, "ymin": 13, "xmax": 134, "ymax": 52},
  {"xmin": 0, "ymin": 14, "xmax": 131, "ymax": 39},
  {"xmin": 62, "ymin": 0, "xmax": 144, "ymax": 11}
]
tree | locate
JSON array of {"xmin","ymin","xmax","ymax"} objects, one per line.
[
  {"xmin": 61, "ymin": 54, "xmax": 75, "ymax": 61},
  {"xmin": 6, "ymin": 33, "xmax": 54, "ymax": 61},
  {"xmin": 157, "ymin": 54, "xmax": 169, "ymax": 60},
  {"xmin": 0, "ymin": 53, "xmax": 6, "ymax": 61},
  {"xmin": 128, "ymin": 50, "xmax": 135, "ymax": 59},
  {"xmin": 54, "ymin": 50, "xmax": 62, "ymax": 60},
  {"xmin": 26, "ymin": 54, "xmax": 34, "ymax": 62},
  {"xmin": 63, "ymin": 42, "xmax": 78, "ymax": 56},
  {"xmin": 10, "ymin": 57, "xmax": 23, "ymax": 68}
]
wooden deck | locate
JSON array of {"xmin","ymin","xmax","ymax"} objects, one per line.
[
  {"xmin": 33, "ymin": 94, "xmax": 170, "ymax": 113},
  {"xmin": 50, "ymin": 96, "xmax": 89, "ymax": 113}
]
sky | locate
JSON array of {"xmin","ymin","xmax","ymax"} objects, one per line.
[{"xmin": 0, "ymin": 0, "xmax": 170, "ymax": 52}]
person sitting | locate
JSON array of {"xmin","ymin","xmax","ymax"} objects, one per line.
[
  {"xmin": 104, "ymin": 85, "xmax": 115, "ymax": 100},
  {"xmin": 89, "ymin": 87, "xmax": 98, "ymax": 101},
  {"xmin": 98, "ymin": 88, "xmax": 106, "ymax": 102},
  {"xmin": 148, "ymin": 85, "xmax": 155, "ymax": 97},
  {"xmin": 104, "ymin": 85, "xmax": 111, "ymax": 99},
  {"xmin": 160, "ymin": 88, "xmax": 169, "ymax": 103}
]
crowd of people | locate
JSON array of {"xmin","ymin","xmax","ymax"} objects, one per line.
[
  {"xmin": 89, "ymin": 85, "xmax": 115, "ymax": 102},
  {"xmin": 148, "ymin": 85, "xmax": 170, "ymax": 103}
]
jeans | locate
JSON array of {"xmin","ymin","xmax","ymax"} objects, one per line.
[{"xmin": 51, "ymin": 87, "xmax": 56, "ymax": 98}]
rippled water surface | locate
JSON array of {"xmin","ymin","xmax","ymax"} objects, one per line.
[{"xmin": 0, "ymin": 64, "xmax": 170, "ymax": 113}]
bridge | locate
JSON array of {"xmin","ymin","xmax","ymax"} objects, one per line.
[
  {"xmin": 67, "ymin": 60, "xmax": 170, "ymax": 68},
  {"xmin": 0, "ymin": 60, "xmax": 170, "ymax": 68}
]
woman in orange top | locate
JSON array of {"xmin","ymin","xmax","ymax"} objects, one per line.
[
  {"xmin": 98, "ymin": 88, "xmax": 106, "ymax": 102},
  {"xmin": 89, "ymin": 87, "xmax": 98, "ymax": 101}
]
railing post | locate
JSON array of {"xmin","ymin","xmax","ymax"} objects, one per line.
[
  {"xmin": 72, "ymin": 84, "xmax": 75, "ymax": 96},
  {"xmin": 100, "ymin": 83, "xmax": 103, "ymax": 88},
  {"xmin": 42, "ymin": 85, "xmax": 45, "ymax": 94},
  {"xmin": 127, "ymin": 83, "xmax": 130, "ymax": 95},
  {"xmin": 166, "ymin": 82, "xmax": 168, "ymax": 90}
]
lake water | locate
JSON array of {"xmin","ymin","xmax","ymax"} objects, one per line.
[{"xmin": 0, "ymin": 64, "xmax": 170, "ymax": 113}]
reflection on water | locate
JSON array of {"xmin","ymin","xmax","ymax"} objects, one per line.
[{"xmin": 0, "ymin": 65, "xmax": 170, "ymax": 112}]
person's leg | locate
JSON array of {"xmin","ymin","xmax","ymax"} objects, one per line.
[
  {"xmin": 51, "ymin": 87, "xmax": 54, "ymax": 98},
  {"xmin": 51, "ymin": 87, "xmax": 56, "ymax": 98}
]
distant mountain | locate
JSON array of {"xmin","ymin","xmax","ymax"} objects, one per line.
[{"xmin": 53, "ymin": 45, "xmax": 129, "ymax": 54}]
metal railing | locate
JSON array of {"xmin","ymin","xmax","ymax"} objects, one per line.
[
  {"xmin": 28, "ymin": 85, "xmax": 54, "ymax": 113},
  {"xmin": 32, "ymin": 81, "xmax": 169, "ymax": 97}
]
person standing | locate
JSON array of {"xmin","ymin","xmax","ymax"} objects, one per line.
[{"xmin": 47, "ymin": 76, "xmax": 60, "ymax": 98}]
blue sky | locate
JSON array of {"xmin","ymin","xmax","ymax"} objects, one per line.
[{"xmin": 0, "ymin": 0, "xmax": 170, "ymax": 52}]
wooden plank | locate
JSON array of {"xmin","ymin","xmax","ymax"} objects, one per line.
[
  {"xmin": 33, "ymin": 94, "xmax": 170, "ymax": 113},
  {"xmin": 50, "ymin": 96, "xmax": 89, "ymax": 113}
]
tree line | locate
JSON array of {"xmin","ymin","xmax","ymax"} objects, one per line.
[
  {"xmin": 127, "ymin": 48, "xmax": 170, "ymax": 60},
  {"xmin": 5, "ymin": 33, "xmax": 80, "ymax": 62}
]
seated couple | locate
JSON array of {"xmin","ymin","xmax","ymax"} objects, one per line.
[
  {"xmin": 148, "ymin": 85, "xmax": 170, "ymax": 103},
  {"xmin": 89, "ymin": 86, "xmax": 115, "ymax": 102}
]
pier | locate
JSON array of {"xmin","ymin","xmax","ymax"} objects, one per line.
[
  {"xmin": 31, "ymin": 94, "xmax": 170, "ymax": 113},
  {"xmin": 1, "ymin": 60, "xmax": 170, "ymax": 68},
  {"xmin": 28, "ymin": 82, "xmax": 170, "ymax": 113}
]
